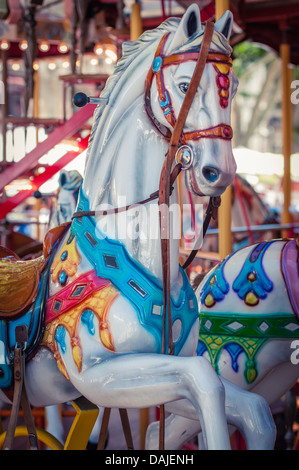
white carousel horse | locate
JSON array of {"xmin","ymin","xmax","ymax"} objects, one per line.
[
  {"xmin": 0, "ymin": 5, "xmax": 275, "ymax": 450},
  {"xmin": 146, "ymin": 238, "xmax": 299, "ymax": 449}
]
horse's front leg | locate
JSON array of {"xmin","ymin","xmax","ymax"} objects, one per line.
[{"xmin": 59, "ymin": 342, "xmax": 230, "ymax": 449}]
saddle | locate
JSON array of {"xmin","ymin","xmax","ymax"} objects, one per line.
[
  {"xmin": 0, "ymin": 222, "xmax": 70, "ymax": 389},
  {"xmin": 0, "ymin": 223, "xmax": 70, "ymax": 318}
]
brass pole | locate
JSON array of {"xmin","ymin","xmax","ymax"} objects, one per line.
[
  {"xmin": 130, "ymin": 0, "xmax": 149, "ymax": 450},
  {"xmin": 1, "ymin": 49, "xmax": 8, "ymax": 163},
  {"xmin": 216, "ymin": 0, "xmax": 233, "ymax": 259},
  {"xmin": 280, "ymin": 41, "xmax": 293, "ymax": 236},
  {"xmin": 130, "ymin": 2, "xmax": 143, "ymax": 41}
]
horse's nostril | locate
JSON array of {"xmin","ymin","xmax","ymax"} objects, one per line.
[{"xmin": 202, "ymin": 166, "xmax": 220, "ymax": 183}]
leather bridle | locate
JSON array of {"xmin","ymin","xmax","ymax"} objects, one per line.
[{"xmin": 144, "ymin": 30, "xmax": 233, "ymax": 144}]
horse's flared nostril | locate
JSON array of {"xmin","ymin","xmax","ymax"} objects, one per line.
[{"xmin": 202, "ymin": 166, "xmax": 220, "ymax": 183}]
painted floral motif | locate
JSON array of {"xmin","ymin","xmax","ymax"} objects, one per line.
[
  {"xmin": 42, "ymin": 284, "xmax": 119, "ymax": 380},
  {"xmin": 51, "ymin": 231, "xmax": 81, "ymax": 285},
  {"xmin": 214, "ymin": 62, "xmax": 231, "ymax": 108},
  {"xmin": 233, "ymin": 242, "xmax": 274, "ymax": 306},
  {"xmin": 200, "ymin": 258, "xmax": 230, "ymax": 308}
]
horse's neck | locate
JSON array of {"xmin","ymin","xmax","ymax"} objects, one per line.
[
  {"xmin": 95, "ymin": 197, "xmax": 181, "ymax": 291},
  {"xmin": 83, "ymin": 101, "xmax": 181, "ymax": 291}
]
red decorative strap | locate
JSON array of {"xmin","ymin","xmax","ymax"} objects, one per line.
[
  {"xmin": 183, "ymin": 124, "xmax": 233, "ymax": 143},
  {"xmin": 46, "ymin": 270, "xmax": 111, "ymax": 324}
]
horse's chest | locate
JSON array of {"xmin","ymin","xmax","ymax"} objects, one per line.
[{"xmin": 43, "ymin": 224, "xmax": 198, "ymax": 379}]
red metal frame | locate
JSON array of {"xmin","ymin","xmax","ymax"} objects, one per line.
[
  {"xmin": 0, "ymin": 135, "xmax": 89, "ymax": 220},
  {"xmin": 0, "ymin": 104, "xmax": 96, "ymax": 192}
]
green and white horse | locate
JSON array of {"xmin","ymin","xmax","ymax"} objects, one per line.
[{"xmin": 146, "ymin": 238, "xmax": 299, "ymax": 448}]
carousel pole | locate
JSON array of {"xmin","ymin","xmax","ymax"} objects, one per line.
[
  {"xmin": 130, "ymin": 1, "xmax": 143, "ymax": 41},
  {"xmin": 1, "ymin": 49, "xmax": 8, "ymax": 163},
  {"xmin": 216, "ymin": 0, "xmax": 233, "ymax": 258},
  {"xmin": 280, "ymin": 30, "xmax": 293, "ymax": 237},
  {"xmin": 130, "ymin": 0, "xmax": 148, "ymax": 450}
]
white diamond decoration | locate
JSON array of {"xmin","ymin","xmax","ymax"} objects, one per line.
[
  {"xmin": 258, "ymin": 322, "xmax": 269, "ymax": 332},
  {"xmin": 152, "ymin": 305, "xmax": 162, "ymax": 316},
  {"xmin": 227, "ymin": 321, "xmax": 243, "ymax": 331},
  {"xmin": 172, "ymin": 319, "xmax": 182, "ymax": 343},
  {"xmin": 204, "ymin": 319, "xmax": 213, "ymax": 330},
  {"xmin": 284, "ymin": 323, "xmax": 299, "ymax": 332}
]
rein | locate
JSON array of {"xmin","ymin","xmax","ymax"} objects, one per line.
[
  {"xmin": 157, "ymin": 21, "xmax": 215, "ymax": 449},
  {"xmin": 158, "ymin": 20, "xmax": 215, "ymax": 355}
]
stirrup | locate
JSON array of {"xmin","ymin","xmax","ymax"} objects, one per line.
[{"xmin": 3, "ymin": 325, "xmax": 39, "ymax": 450}]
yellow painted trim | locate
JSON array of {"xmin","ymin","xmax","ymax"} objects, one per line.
[
  {"xmin": 63, "ymin": 397, "xmax": 99, "ymax": 450},
  {"xmin": 0, "ymin": 426, "xmax": 64, "ymax": 450}
]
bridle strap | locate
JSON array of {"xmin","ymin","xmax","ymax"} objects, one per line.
[
  {"xmin": 183, "ymin": 124, "xmax": 233, "ymax": 142},
  {"xmin": 162, "ymin": 51, "xmax": 232, "ymax": 67},
  {"xmin": 159, "ymin": 20, "xmax": 214, "ymax": 356},
  {"xmin": 72, "ymin": 163, "xmax": 182, "ymax": 220},
  {"xmin": 144, "ymin": 30, "xmax": 233, "ymax": 143},
  {"xmin": 157, "ymin": 20, "xmax": 214, "ymax": 450},
  {"xmin": 182, "ymin": 195, "xmax": 221, "ymax": 270}
]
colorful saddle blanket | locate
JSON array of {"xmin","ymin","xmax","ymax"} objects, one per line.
[
  {"xmin": 0, "ymin": 258, "xmax": 51, "ymax": 388},
  {"xmin": 0, "ymin": 225, "xmax": 68, "ymax": 389}
]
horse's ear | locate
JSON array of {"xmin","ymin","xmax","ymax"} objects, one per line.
[
  {"xmin": 59, "ymin": 170, "xmax": 67, "ymax": 188},
  {"xmin": 166, "ymin": 4, "xmax": 202, "ymax": 52},
  {"xmin": 214, "ymin": 10, "xmax": 233, "ymax": 40}
]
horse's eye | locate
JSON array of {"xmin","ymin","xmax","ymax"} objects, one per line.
[{"xmin": 179, "ymin": 82, "xmax": 189, "ymax": 94}]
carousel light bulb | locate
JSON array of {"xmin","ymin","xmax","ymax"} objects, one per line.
[
  {"xmin": 19, "ymin": 40, "xmax": 28, "ymax": 51},
  {"xmin": 11, "ymin": 62, "xmax": 20, "ymax": 71},
  {"xmin": 39, "ymin": 41, "xmax": 50, "ymax": 52},
  {"xmin": 58, "ymin": 42, "xmax": 68, "ymax": 53},
  {"xmin": 33, "ymin": 62, "xmax": 39, "ymax": 71},
  {"xmin": 48, "ymin": 62, "xmax": 56, "ymax": 70},
  {"xmin": 105, "ymin": 48, "xmax": 117, "ymax": 62},
  {"xmin": 0, "ymin": 40, "xmax": 10, "ymax": 50},
  {"xmin": 94, "ymin": 43, "xmax": 103, "ymax": 56},
  {"xmin": 90, "ymin": 58, "xmax": 98, "ymax": 66}
]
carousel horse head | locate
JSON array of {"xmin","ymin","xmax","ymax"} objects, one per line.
[
  {"xmin": 50, "ymin": 170, "xmax": 83, "ymax": 228},
  {"xmin": 83, "ymin": 4, "xmax": 238, "ymax": 209}
]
